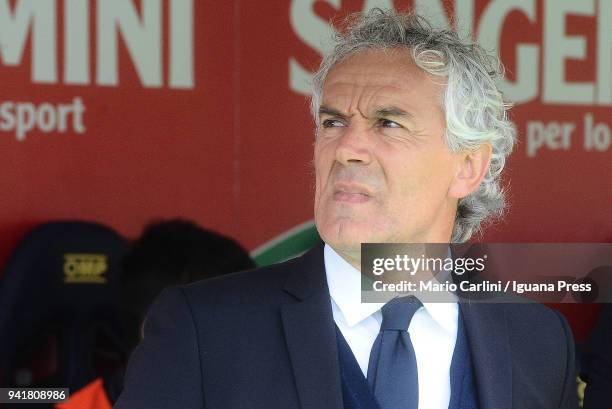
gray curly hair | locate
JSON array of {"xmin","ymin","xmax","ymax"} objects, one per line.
[{"xmin": 310, "ymin": 8, "xmax": 517, "ymax": 243}]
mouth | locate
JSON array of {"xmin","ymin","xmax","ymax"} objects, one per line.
[{"xmin": 332, "ymin": 182, "xmax": 373, "ymax": 203}]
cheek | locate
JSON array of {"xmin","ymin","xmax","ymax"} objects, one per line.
[
  {"xmin": 314, "ymin": 141, "xmax": 335, "ymax": 186},
  {"xmin": 384, "ymin": 157, "xmax": 449, "ymax": 209},
  {"xmin": 402, "ymin": 168, "xmax": 457, "ymax": 223},
  {"xmin": 313, "ymin": 147, "xmax": 329, "ymax": 209}
]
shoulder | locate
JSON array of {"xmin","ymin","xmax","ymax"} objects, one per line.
[
  {"xmin": 177, "ymin": 254, "xmax": 305, "ymax": 306},
  {"xmin": 499, "ymin": 302, "xmax": 576, "ymax": 407},
  {"xmin": 463, "ymin": 289, "xmax": 571, "ymax": 336},
  {"xmin": 501, "ymin": 299, "xmax": 571, "ymax": 338},
  {"xmin": 498, "ymin": 300, "xmax": 574, "ymax": 372},
  {"xmin": 461, "ymin": 294, "xmax": 573, "ymax": 353}
]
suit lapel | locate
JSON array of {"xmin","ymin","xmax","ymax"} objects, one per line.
[
  {"xmin": 460, "ymin": 302, "xmax": 513, "ymax": 409},
  {"xmin": 281, "ymin": 243, "xmax": 343, "ymax": 409}
]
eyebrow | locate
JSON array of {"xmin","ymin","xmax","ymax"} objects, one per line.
[
  {"xmin": 372, "ymin": 106, "xmax": 413, "ymax": 119},
  {"xmin": 318, "ymin": 105, "xmax": 350, "ymax": 119},
  {"xmin": 318, "ymin": 105, "xmax": 414, "ymax": 120}
]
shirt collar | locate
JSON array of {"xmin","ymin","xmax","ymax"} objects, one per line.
[{"xmin": 324, "ymin": 243, "xmax": 457, "ymax": 334}]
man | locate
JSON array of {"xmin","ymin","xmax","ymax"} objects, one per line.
[{"xmin": 115, "ymin": 9, "xmax": 577, "ymax": 409}]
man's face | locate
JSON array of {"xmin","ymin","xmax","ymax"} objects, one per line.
[{"xmin": 314, "ymin": 49, "xmax": 464, "ymax": 259}]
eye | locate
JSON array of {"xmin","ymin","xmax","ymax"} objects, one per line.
[
  {"xmin": 377, "ymin": 118, "xmax": 402, "ymax": 128},
  {"xmin": 321, "ymin": 119, "xmax": 346, "ymax": 128}
]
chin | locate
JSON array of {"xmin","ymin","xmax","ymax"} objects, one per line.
[{"xmin": 317, "ymin": 217, "xmax": 385, "ymax": 250}]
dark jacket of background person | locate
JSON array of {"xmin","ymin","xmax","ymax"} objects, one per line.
[
  {"xmin": 115, "ymin": 243, "xmax": 577, "ymax": 409},
  {"xmin": 56, "ymin": 219, "xmax": 254, "ymax": 409},
  {"xmin": 581, "ymin": 302, "xmax": 612, "ymax": 409}
]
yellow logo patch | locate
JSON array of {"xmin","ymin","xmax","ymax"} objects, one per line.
[{"xmin": 63, "ymin": 253, "xmax": 108, "ymax": 284}]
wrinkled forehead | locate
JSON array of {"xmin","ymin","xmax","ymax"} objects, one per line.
[{"xmin": 321, "ymin": 49, "xmax": 446, "ymax": 115}]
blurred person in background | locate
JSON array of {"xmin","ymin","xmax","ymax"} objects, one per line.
[
  {"xmin": 581, "ymin": 268, "xmax": 612, "ymax": 409},
  {"xmin": 56, "ymin": 219, "xmax": 254, "ymax": 409}
]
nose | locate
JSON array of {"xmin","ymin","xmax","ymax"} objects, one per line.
[{"xmin": 335, "ymin": 124, "xmax": 373, "ymax": 166}]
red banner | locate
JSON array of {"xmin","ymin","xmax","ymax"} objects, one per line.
[{"xmin": 0, "ymin": 0, "xmax": 610, "ymax": 336}]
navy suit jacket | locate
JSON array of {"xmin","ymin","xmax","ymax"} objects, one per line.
[{"xmin": 115, "ymin": 243, "xmax": 578, "ymax": 409}]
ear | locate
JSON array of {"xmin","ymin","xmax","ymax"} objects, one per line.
[{"xmin": 448, "ymin": 144, "xmax": 493, "ymax": 199}]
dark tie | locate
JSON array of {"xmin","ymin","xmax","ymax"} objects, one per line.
[{"xmin": 367, "ymin": 296, "xmax": 422, "ymax": 409}]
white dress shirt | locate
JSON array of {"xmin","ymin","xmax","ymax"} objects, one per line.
[{"xmin": 324, "ymin": 244, "xmax": 458, "ymax": 409}]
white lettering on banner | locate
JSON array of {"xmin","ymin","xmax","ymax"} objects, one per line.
[
  {"xmin": 526, "ymin": 120, "xmax": 575, "ymax": 157},
  {"xmin": 0, "ymin": 0, "xmax": 56, "ymax": 83},
  {"xmin": 453, "ymin": 0, "xmax": 474, "ymax": 41},
  {"xmin": 97, "ymin": 0, "xmax": 162, "ymax": 87},
  {"xmin": 0, "ymin": 97, "xmax": 86, "ymax": 141},
  {"xmin": 65, "ymin": 0, "xmax": 89, "ymax": 84},
  {"xmin": 169, "ymin": 0, "xmax": 194, "ymax": 89},
  {"xmin": 289, "ymin": 0, "xmax": 611, "ymax": 106},
  {"xmin": 598, "ymin": 0, "xmax": 612, "ymax": 104},
  {"xmin": 584, "ymin": 113, "xmax": 611, "ymax": 152},
  {"xmin": 287, "ymin": 0, "xmax": 450, "ymax": 95},
  {"xmin": 543, "ymin": 0, "xmax": 594, "ymax": 104},
  {"xmin": 405, "ymin": 0, "xmax": 474, "ymax": 39},
  {"xmin": 413, "ymin": 0, "xmax": 450, "ymax": 30},
  {"xmin": 289, "ymin": 0, "xmax": 339, "ymax": 95},
  {"xmin": 0, "ymin": 0, "xmax": 194, "ymax": 89},
  {"xmin": 478, "ymin": 0, "xmax": 538, "ymax": 104},
  {"xmin": 526, "ymin": 113, "xmax": 610, "ymax": 157}
]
